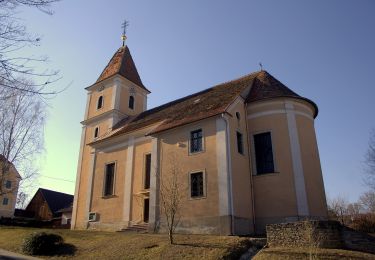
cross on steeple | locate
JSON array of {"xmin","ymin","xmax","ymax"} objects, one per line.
[{"xmin": 121, "ymin": 20, "xmax": 129, "ymax": 47}]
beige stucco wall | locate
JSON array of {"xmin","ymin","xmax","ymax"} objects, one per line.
[
  {"xmin": 227, "ymin": 98, "xmax": 255, "ymax": 234},
  {"xmin": 247, "ymin": 98, "xmax": 327, "ymax": 233},
  {"xmin": 156, "ymin": 118, "xmax": 222, "ymax": 233},
  {"xmin": 88, "ymin": 85, "xmax": 114, "ymax": 119},
  {"xmin": 90, "ymin": 149, "xmax": 127, "ymax": 224},
  {"xmin": 131, "ymin": 140, "xmax": 152, "ymax": 224},
  {"xmin": 248, "ymin": 110, "xmax": 298, "ymax": 222},
  {"xmin": 295, "ymin": 114, "xmax": 327, "ymax": 218}
]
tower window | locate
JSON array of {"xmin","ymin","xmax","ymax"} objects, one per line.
[
  {"xmin": 94, "ymin": 127, "xmax": 99, "ymax": 139},
  {"xmin": 236, "ymin": 131, "xmax": 244, "ymax": 154},
  {"xmin": 253, "ymin": 132, "xmax": 275, "ymax": 174},
  {"xmin": 190, "ymin": 129, "xmax": 203, "ymax": 153},
  {"xmin": 5, "ymin": 180, "xmax": 11, "ymax": 189},
  {"xmin": 129, "ymin": 96, "xmax": 134, "ymax": 109},
  {"xmin": 104, "ymin": 162, "xmax": 116, "ymax": 196},
  {"xmin": 190, "ymin": 172, "xmax": 205, "ymax": 198},
  {"xmin": 97, "ymin": 96, "xmax": 103, "ymax": 109}
]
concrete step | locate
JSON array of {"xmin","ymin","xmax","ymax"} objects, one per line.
[{"xmin": 118, "ymin": 223, "xmax": 149, "ymax": 233}]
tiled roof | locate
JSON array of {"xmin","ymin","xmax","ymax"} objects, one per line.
[
  {"xmin": 92, "ymin": 71, "xmax": 261, "ymax": 144},
  {"xmin": 91, "ymin": 70, "xmax": 318, "ymax": 144},
  {"xmin": 96, "ymin": 46, "xmax": 149, "ymax": 92},
  {"xmin": 246, "ymin": 71, "xmax": 318, "ymax": 117},
  {"xmin": 38, "ymin": 188, "xmax": 74, "ymax": 214}
]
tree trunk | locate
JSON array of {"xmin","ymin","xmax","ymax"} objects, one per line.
[{"xmin": 168, "ymin": 229, "xmax": 174, "ymax": 244}]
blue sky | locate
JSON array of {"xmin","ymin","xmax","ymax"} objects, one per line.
[{"xmin": 18, "ymin": 0, "xmax": 375, "ymax": 202}]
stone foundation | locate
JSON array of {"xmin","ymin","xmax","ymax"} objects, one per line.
[{"xmin": 266, "ymin": 220, "xmax": 375, "ymax": 255}]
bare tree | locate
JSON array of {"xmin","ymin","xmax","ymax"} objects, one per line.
[
  {"xmin": 0, "ymin": 0, "xmax": 61, "ymax": 96},
  {"xmin": 16, "ymin": 191, "xmax": 28, "ymax": 209},
  {"xmin": 0, "ymin": 79, "xmax": 46, "ymax": 197},
  {"xmin": 327, "ymin": 196, "xmax": 349, "ymax": 225},
  {"xmin": 159, "ymin": 155, "xmax": 183, "ymax": 244},
  {"xmin": 364, "ymin": 129, "xmax": 375, "ymax": 190},
  {"xmin": 359, "ymin": 191, "xmax": 375, "ymax": 213}
]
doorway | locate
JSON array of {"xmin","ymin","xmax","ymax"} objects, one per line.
[{"xmin": 143, "ymin": 198, "xmax": 149, "ymax": 223}]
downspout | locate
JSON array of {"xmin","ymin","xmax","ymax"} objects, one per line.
[
  {"xmin": 244, "ymin": 107, "xmax": 256, "ymax": 234},
  {"xmin": 221, "ymin": 113, "xmax": 234, "ymax": 235}
]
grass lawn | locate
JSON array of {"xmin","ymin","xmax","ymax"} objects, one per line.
[
  {"xmin": 254, "ymin": 247, "xmax": 375, "ymax": 260},
  {"xmin": 0, "ymin": 226, "xmax": 259, "ymax": 259}
]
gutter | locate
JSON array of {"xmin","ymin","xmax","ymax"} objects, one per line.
[
  {"xmin": 244, "ymin": 107, "xmax": 257, "ymax": 234},
  {"xmin": 221, "ymin": 113, "xmax": 235, "ymax": 235}
]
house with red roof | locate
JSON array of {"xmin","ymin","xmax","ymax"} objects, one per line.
[{"xmin": 71, "ymin": 33, "xmax": 327, "ymax": 235}]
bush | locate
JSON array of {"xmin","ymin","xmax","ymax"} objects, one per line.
[
  {"xmin": 22, "ymin": 232, "xmax": 64, "ymax": 255},
  {"xmin": 349, "ymin": 213, "xmax": 375, "ymax": 233}
]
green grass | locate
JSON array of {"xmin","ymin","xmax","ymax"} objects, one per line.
[
  {"xmin": 254, "ymin": 247, "xmax": 375, "ymax": 260},
  {"xmin": 0, "ymin": 226, "xmax": 254, "ymax": 259}
]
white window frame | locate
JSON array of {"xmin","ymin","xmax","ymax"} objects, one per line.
[
  {"xmin": 188, "ymin": 169, "xmax": 207, "ymax": 200},
  {"xmin": 188, "ymin": 128, "xmax": 205, "ymax": 155},
  {"xmin": 102, "ymin": 161, "xmax": 117, "ymax": 197},
  {"xmin": 251, "ymin": 130, "xmax": 278, "ymax": 176}
]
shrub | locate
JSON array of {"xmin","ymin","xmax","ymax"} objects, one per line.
[
  {"xmin": 22, "ymin": 232, "xmax": 64, "ymax": 255},
  {"xmin": 349, "ymin": 213, "xmax": 375, "ymax": 233}
]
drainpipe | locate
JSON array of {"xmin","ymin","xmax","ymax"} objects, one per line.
[
  {"xmin": 244, "ymin": 107, "xmax": 256, "ymax": 234},
  {"xmin": 221, "ymin": 113, "xmax": 234, "ymax": 235}
]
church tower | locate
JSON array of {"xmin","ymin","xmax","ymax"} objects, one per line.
[{"xmin": 71, "ymin": 30, "xmax": 150, "ymax": 229}]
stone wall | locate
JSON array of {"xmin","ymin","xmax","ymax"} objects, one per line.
[{"xmin": 266, "ymin": 220, "xmax": 375, "ymax": 255}]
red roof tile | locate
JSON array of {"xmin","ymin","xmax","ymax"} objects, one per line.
[
  {"xmin": 96, "ymin": 46, "xmax": 149, "ymax": 92},
  {"xmin": 90, "ymin": 70, "xmax": 318, "ymax": 144},
  {"xmin": 246, "ymin": 71, "xmax": 318, "ymax": 117}
]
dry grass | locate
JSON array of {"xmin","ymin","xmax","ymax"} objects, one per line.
[
  {"xmin": 254, "ymin": 247, "xmax": 375, "ymax": 260},
  {"xmin": 0, "ymin": 226, "xmax": 252, "ymax": 259}
]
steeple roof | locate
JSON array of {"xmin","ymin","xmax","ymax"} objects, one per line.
[{"xmin": 96, "ymin": 46, "xmax": 150, "ymax": 92}]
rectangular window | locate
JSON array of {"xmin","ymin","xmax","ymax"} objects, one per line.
[
  {"xmin": 254, "ymin": 132, "xmax": 275, "ymax": 174},
  {"xmin": 5, "ymin": 180, "xmax": 11, "ymax": 189},
  {"xmin": 237, "ymin": 131, "xmax": 244, "ymax": 154},
  {"xmin": 144, "ymin": 154, "xmax": 151, "ymax": 189},
  {"xmin": 104, "ymin": 163, "xmax": 115, "ymax": 196},
  {"xmin": 190, "ymin": 129, "xmax": 203, "ymax": 153},
  {"xmin": 190, "ymin": 172, "xmax": 204, "ymax": 198},
  {"xmin": 2, "ymin": 198, "xmax": 9, "ymax": 205}
]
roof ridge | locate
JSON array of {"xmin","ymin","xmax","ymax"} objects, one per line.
[{"xmin": 39, "ymin": 187, "xmax": 73, "ymax": 196}]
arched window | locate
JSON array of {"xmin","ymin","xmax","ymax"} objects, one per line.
[
  {"xmin": 129, "ymin": 96, "xmax": 134, "ymax": 109},
  {"xmin": 94, "ymin": 127, "xmax": 99, "ymax": 139},
  {"xmin": 97, "ymin": 96, "xmax": 103, "ymax": 109}
]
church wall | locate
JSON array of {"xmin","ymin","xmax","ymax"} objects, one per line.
[
  {"xmin": 295, "ymin": 109, "xmax": 328, "ymax": 218},
  {"xmin": 131, "ymin": 140, "xmax": 152, "ymax": 224},
  {"xmin": 118, "ymin": 79, "xmax": 146, "ymax": 116},
  {"xmin": 227, "ymin": 99, "xmax": 255, "ymax": 235},
  {"xmin": 247, "ymin": 101, "xmax": 299, "ymax": 233},
  {"xmin": 87, "ymin": 83, "xmax": 114, "ymax": 119},
  {"xmin": 157, "ymin": 118, "xmax": 222, "ymax": 234},
  {"xmin": 89, "ymin": 149, "xmax": 127, "ymax": 225}
]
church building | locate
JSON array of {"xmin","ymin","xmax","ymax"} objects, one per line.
[{"xmin": 71, "ymin": 34, "xmax": 328, "ymax": 235}]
